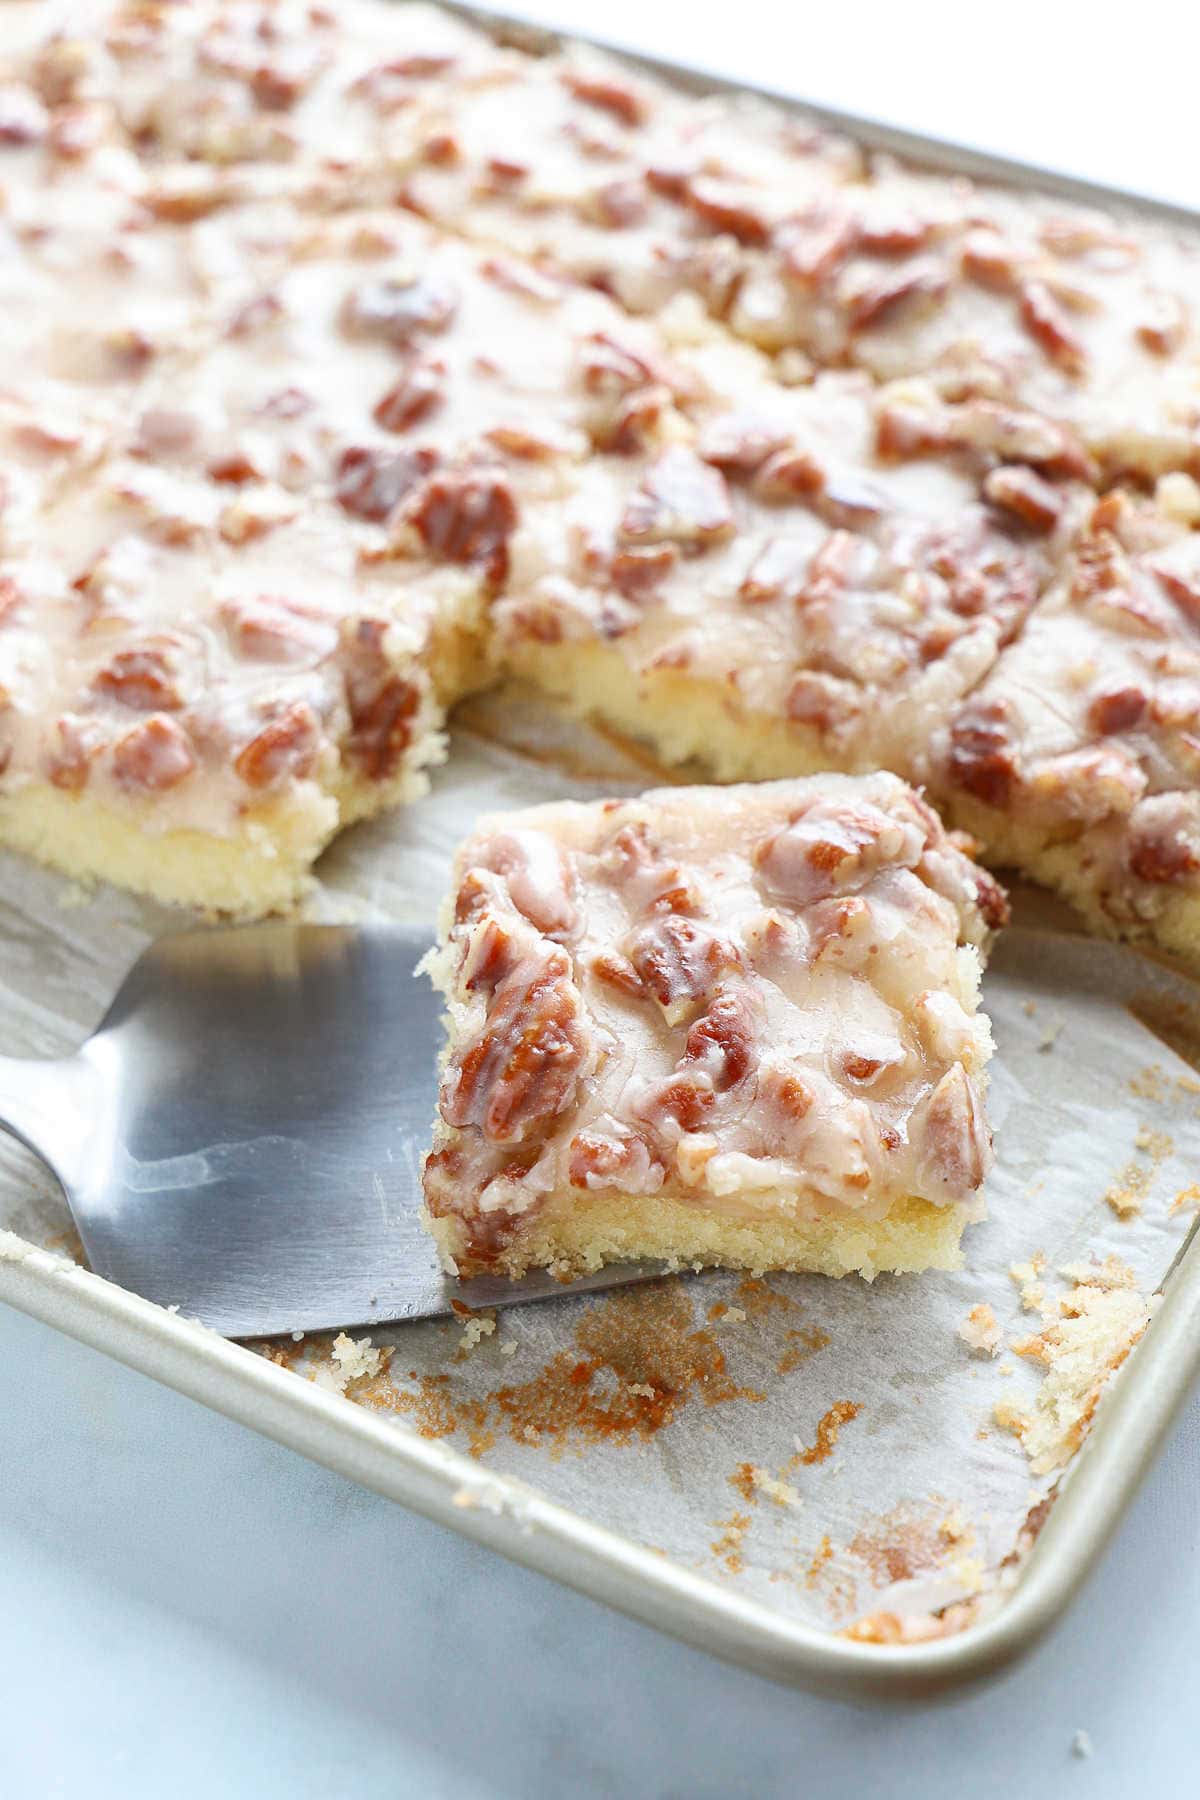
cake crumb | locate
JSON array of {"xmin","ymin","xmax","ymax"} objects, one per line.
[
  {"xmin": 458, "ymin": 1310, "xmax": 498, "ymax": 1352},
  {"xmin": 1036, "ymin": 1019, "xmax": 1064, "ymax": 1052},
  {"xmin": 938, "ymin": 1505, "xmax": 973, "ymax": 1547},
  {"xmin": 1009, "ymin": 1253, "xmax": 1050, "ymax": 1315},
  {"xmin": 310, "ymin": 1332, "xmax": 382, "ymax": 1394},
  {"xmin": 1022, "ymin": 998, "xmax": 1038, "ymax": 1016},
  {"xmin": 957, "ymin": 1301, "xmax": 1001, "ymax": 1356},
  {"xmin": 1057, "ymin": 1255, "xmax": 1136, "ymax": 1290},
  {"xmin": 1071, "ymin": 1729, "xmax": 1094, "ymax": 1760},
  {"xmin": 1129, "ymin": 1064, "xmax": 1167, "ymax": 1103},
  {"xmin": 499, "ymin": 1339, "xmax": 519, "ymax": 1356},
  {"xmin": 1171, "ymin": 1183, "xmax": 1200, "ymax": 1214},
  {"xmin": 1004, "ymin": 1284, "xmax": 1156, "ymax": 1473}
]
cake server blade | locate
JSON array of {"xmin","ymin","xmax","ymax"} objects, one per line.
[{"xmin": 0, "ymin": 923, "xmax": 658, "ymax": 1338}]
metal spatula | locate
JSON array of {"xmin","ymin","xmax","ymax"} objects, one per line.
[{"xmin": 0, "ymin": 924, "xmax": 650, "ymax": 1338}]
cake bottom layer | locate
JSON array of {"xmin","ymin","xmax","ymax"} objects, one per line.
[
  {"xmin": 500, "ymin": 641, "xmax": 859, "ymax": 784},
  {"xmin": 0, "ymin": 751, "xmax": 440, "ymax": 918},
  {"xmin": 429, "ymin": 1191, "xmax": 967, "ymax": 1284},
  {"xmin": 941, "ymin": 793, "xmax": 1200, "ymax": 975}
]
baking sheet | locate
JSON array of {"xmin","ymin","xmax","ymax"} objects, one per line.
[{"xmin": 3, "ymin": 688, "xmax": 1198, "ymax": 1642}]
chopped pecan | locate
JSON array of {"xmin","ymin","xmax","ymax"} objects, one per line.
[
  {"xmin": 227, "ymin": 290, "xmax": 285, "ymax": 338},
  {"xmin": 93, "ymin": 646, "xmax": 184, "ymax": 712},
  {"xmin": 258, "ymin": 386, "xmax": 314, "ymax": 420},
  {"xmin": 845, "ymin": 259, "xmax": 949, "ymax": 331},
  {"xmin": 580, "ymin": 331, "xmax": 676, "ymax": 400},
  {"xmin": 875, "ymin": 397, "xmax": 954, "ymax": 460},
  {"xmin": 460, "ymin": 915, "xmax": 518, "ymax": 995},
  {"xmin": 1127, "ymin": 795, "xmax": 1200, "ymax": 885},
  {"xmin": 620, "ymin": 447, "xmax": 734, "ymax": 550},
  {"xmin": 609, "ymin": 543, "xmax": 679, "ymax": 601},
  {"xmin": 785, "ymin": 669, "xmax": 855, "ymax": 735},
  {"xmin": 739, "ymin": 535, "xmax": 810, "ymax": 605},
  {"xmin": 341, "ymin": 619, "xmax": 422, "ymax": 781},
  {"xmin": 960, "ymin": 228, "xmax": 1026, "ymax": 291},
  {"xmin": 1150, "ymin": 559, "xmax": 1200, "ymax": 628},
  {"xmin": 485, "ymin": 153, "xmax": 527, "ymax": 184},
  {"xmin": 466, "ymin": 830, "xmax": 579, "ymax": 939},
  {"xmin": 982, "ymin": 464, "xmax": 1064, "ymax": 533},
  {"xmin": 486, "ymin": 422, "xmax": 579, "ymax": 462},
  {"xmin": 373, "ymin": 359, "xmax": 446, "ymax": 433},
  {"xmin": 591, "ymin": 950, "xmax": 647, "ymax": 999},
  {"xmin": 335, "ymin": 445, "xmax": 439, "ymax": 524},
  {"xmin": 1087, "ymin": 685, "xmax": 1147, "ymax": 736},
  {"xmin": 776, "ymin": 204, "xmax": 858, "ymax": 287},
  {"xmin": 46, "ymin": 715, "xmax": 104, "ymax": 792},
  {"xmin": 339, "ymin": 275, "xmax": 459, "ymax": 347},
  {"xmin": 683, "ymin": 177, "xmax": 771, "ymax": 246},
  {"xmin": 919, "ymin": 1064, "xmax": 989, "ymax": 1196},
  {"xmin": 591, "ymin": 179, "xmax": 649, "ymax": 228},
  {"xmin": 442, "ymin": 948, "xmax": 589, "ymax": 1144},
  {"xmin": 795, "ymin": 529, "xmax": 862, "ymax": 608},
  {"xmin": 406, "ymin": 465, "xmax": 518, "ymax": 586},
  {"xmin": 568, "ymin": 1126, "xmax": 662, "ymax": 1192},
  {"xmin": 682, "ymin": 987, "xmax": 755, "ymax": 1091},
  {"xmin": 696, "ymin": 412, "xmax": 793, "ymax": 476},
  {"xmin": 561, "ymin": 65, "xmax": 651, "ymax": 127},
  {"xmin": 479, "ymin": 256, "xmax": 563, "ymax": 304},
  {"xmin": 1136, "ymin": 290, "xmax": 1189, "ymax": 357},
  {"xmin": 751, "ymin": 446, "xmax": 826, "ymax": 503},
  {"xmin": 625, "ymin": 914, "xmax": 739, "ymax": 1019},
  {"xmin": 222, "ymin": 596, "xmax": 339, "ymax": 665},
  {"xmin": 859, "ymin": 209, "xmax": 934, "ymax": 255},
  {"xmin": 596, "ymin": 383, "xmax": 672, "ymax": 455},
  {"xmin": 110, "ymin": 714, "xmax": 196, "ymax": 793},
  {"xmin": 946, "ymin": 700, "xmax": 1018, "ymax": 808},
  {"xmin": 639, "ymin": 1071, "xmax": 714, "ymax": 1134},
  {"xmin": 1019, "ymin": 280, "xmax": 1087, "ymax": 372},
  {"xmin": 754, "ymin": 800, "xmax": 907, "ymax": 906},
  {"xmin": 234, "ymin": 701, "xmax": 321, "ymax": 789},
  {"xmin": 818, "ymin": 470, "xmax": 889, "ymax": 527}
]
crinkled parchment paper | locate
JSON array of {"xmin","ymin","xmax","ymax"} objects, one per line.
[{"xmin": 3, "ymin": 685, "xmax": 1199, "ymax": 1640}]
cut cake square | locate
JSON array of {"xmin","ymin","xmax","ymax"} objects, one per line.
[{"xmin": 423, "ymin": 773, "xmax": 1005, "ymax": 1280}]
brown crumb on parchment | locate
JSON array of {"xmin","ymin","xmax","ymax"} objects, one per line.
[
  {"xmin": 710, "ymin": 1510, "xmax": 751, "ymax": 1575},
  {"xmin": 728, "ymin": 1461, "xmax": 801, "ymax": 1510},
  {"xmin": 347, "ymin": 1281, "xmax": 764, "ymax": 1459},
  {"xmin": 777, "ymin": 1324, "xmax": 832, "ymax": 1374},
  {"xmin": 1171, "ymin": 1183, "xmax": 1200, "ymax": 1214},
  {"xmin": 734, "ymin": 1276, "xmax": 797, "ymax": 1320},
  {"xmin": 784, "ymin": 1400, "xmax": 861, "ymax": 1472}
]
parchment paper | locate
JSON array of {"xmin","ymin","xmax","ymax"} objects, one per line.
[{"xmin": 3, "ymin": 686, "xmax": 1198, "ymax": 1637}]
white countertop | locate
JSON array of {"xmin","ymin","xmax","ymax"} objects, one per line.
[{"xmin": 3, "ymin": 4, "xmax": 1199, "ymax": 1793}]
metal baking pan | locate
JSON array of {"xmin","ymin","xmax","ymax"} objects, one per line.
[{"xmin": 3, "ymin": 3, "xmax": 1200, "ymax": 1701}]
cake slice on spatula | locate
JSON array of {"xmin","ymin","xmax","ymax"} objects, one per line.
[{"xmin": 422, "ymin": 773, "xmax": 1006, "ymax": 1281}]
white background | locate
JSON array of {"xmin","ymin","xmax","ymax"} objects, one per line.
[{"xmin": 4, "ymin": 3, "xmax": 1200, "ymax": 1793}]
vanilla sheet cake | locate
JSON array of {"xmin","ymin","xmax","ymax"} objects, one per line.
[
  {"xmin": 496, "ymin": 365, "xmax": 1075, "ymax": 782},
  {"xmin": 1, "ymin": 0, "xmax": 1199, "ymax": 988},
  {"xmin": 423, "ymin": 775, "xmax": 1006, "ymax": 1279},
  {"xmin": 932, "ymin": 488, "xmax": 1200, "ymax": 967},
  {"xmin": 334, "ymin": 27, "xmax": 1200, "ymax": 485}
]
